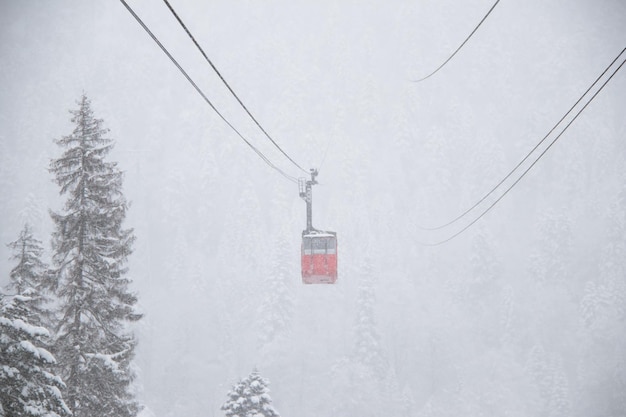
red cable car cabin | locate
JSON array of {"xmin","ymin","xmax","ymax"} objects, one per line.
[{"xmin": 301, "ymin": 231, "xmax": 338, "ymax": 284}]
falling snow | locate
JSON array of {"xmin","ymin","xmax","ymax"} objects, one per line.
[{"xmin": 1, "ymin": 1, "xmax": 626, "ymax": 417}]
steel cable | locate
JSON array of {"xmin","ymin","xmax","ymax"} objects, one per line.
[
  {"xmin": 119, "ymin": 0, "xmax": 298, "ymax": 183},
  {"xmin": 422, "ymin": 53, "xmax": 625, "ymax": 246},
  {"xmin": 161, "ymin": 0, "xmax": 309, "ymax": 175}
]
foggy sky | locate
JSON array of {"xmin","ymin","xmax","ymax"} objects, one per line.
[{"xmin": 1, "ymin": 1, "xmax": 625, "ymax": 416}]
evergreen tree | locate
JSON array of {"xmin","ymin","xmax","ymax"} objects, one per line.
[
  {"xmin": 330, "ymin": 253, "xmax": 393, "ymax": 417},
  {"xmin": 5, "ymin": 224, "xmax": 53, "ymax": 334},
  {"xmin": 19, "ymin": 195, "xmax": 47, "ymax": 241},
  {"xmin": 257, "ymin": 223, "xmax": 294, "ymax": 349},
  {"xmin": 578, "ymin": 176, "xmax": 626, "ymax": 416},
  {"xmin": 48, "ymin": 95, "xmax": 141, "ymax": 417},
  {"xmin": 526, "ymin": 345, "xmax": 573, "ymax": 417},
  {"xmin": 6, "ymin": 224, "xmax": 50, "ymax": 298},
  {"xmin": 353, "ymin": 273, "xmax": 387, "ymax": 378},
  {"xmin": 0, "ymin": 226, "xmax": 70, "ymax": 417},
  {"xmin": 529, "ymin": 210, "xmax": 573, "ymax": 285},
  {"xmin": 467, "ymin": 227, "xmax": 504, "ymax": 346},
  {"xmin": 221, "ymin": 369, "xmax": 280, "ymax": 417},
  {"xmin": 0, "ymin": 295, "xmax": 71, "ymax": 417}
]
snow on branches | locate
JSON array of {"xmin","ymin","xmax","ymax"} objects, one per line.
[{"xmin": 222, "ymin": 369, "xmax": 280, "ymax": 417}]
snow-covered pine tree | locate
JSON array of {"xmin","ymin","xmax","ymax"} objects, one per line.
[
  {"xmin": 578, "ymin": 171, "xmax": 626, "ymax": 416},
  {"xmin": 353, "ymin": 273, "xmax": 387, "ymax": 379},
  {"xmin": 48, "ymin": 95, "xmax": 141, "ymax": 417},
  {"xmin": 0, "ymin": 295, "xmax": 71, "ymax": 417},
  {"xmin": 6, "ymin": 224, "xmax": 50, "ymax": 299},
  {"xmin": 330, "ymin": 255, "xmax": 391, "ymax": 417},
  {"xmin": 221, "ymin": 369, "xmax": 280, "ymax": 417},
  {"xmin": 257, "ymin": 222, "xmax": 294, "ymax": 350},
  {"xmin": 19, "ymin": 194, "xmax": 47, "ymax": 238},
  {"xmin": 0, "ymin": 225, "xmax": 70, "ymax": 417}
]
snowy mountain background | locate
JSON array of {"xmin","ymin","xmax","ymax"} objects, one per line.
[{"xmin": 1, "ymin": 1, "xmax": 625, "ymax": 416}]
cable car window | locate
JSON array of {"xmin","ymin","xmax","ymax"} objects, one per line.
[
  {"xmin": 311, "ymin": 238, "xmax": 325, "ymax": 250},
  {"xmin": 303, "ymin": 236, "xmax": 336, "ymax": 255},
  {"xmin": 310, "ymin": 237, "xmax": 324, "ymax": 254}
]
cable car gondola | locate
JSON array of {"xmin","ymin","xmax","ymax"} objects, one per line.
[
  {"xmin": 299, "ymin": 169, "xmax": 338, "ymax": 284},
  {"xmin": 301, "ymin": 231, "xmax": 337, "ymax": 284}
]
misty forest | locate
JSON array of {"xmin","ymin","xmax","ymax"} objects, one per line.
[{"xmin": 1, "ymin": 1, "xmax": 625, "ymax": 417}]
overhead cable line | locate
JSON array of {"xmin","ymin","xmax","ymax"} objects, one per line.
[
  {"xmin": 119, "ymin": 0, "xmax": 298, "ymax": 184},
  {"xmin": 422, "ymin": 50, "xmax": 625, "ymax": 246},
  {"xmin": 317, "ymin": 136, "xmax": 332, "ymax": 172},
  {"xmin": 161, "ymin": 0, "xmax": 309, "ymax": 175},
  {"xmin": 413, "ymin": 0, "xmax": 501, "ymax": 82},
  {"xmin": 420, "ymin": 47, "xmax": 626, "ymax": 231}
]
